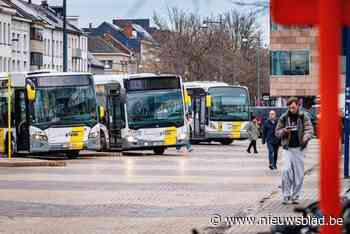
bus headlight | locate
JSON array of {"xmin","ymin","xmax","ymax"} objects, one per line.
[
  {"xmin": 127, "ymin": 136, "xmax": 137, "ymax": 143},
  {"xmin": 241, "ymin": 122, "xmax": 249, "ymax": 131},
  {"xmin": 210, "ymin": 122, "xmax": 218, "ymax": 129},
  {"xmin": 178, "ymin": 133, "xmax": 187, "ymax": 140},
  {"xmin": 88, "ymin": 130, "xmax": 99, "ymax": 139},
  {"xmin": 32, "ymin": 132, "xmax": 48, "ymax": 142}
]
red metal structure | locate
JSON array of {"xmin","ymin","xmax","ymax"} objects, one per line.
[{"xmin": 270, "ymin": 0, "xmax": 346, "ymax": 233}]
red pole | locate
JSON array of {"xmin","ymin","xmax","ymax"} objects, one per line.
[{"xmin": 319, "ymin": 0, "xmax": 341, "ymax": 233}]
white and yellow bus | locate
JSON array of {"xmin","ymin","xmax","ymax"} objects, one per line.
[
  {"xmin": 0, "ymin": 71, "xmax": 101, "ymax": 158},
  {"xmin": 184, "ymin": 81, "xmax": 251, "ymax": 145},
  {"xmin": 94, "ymin": 73, "xmax": 188, "ymax": 155}
]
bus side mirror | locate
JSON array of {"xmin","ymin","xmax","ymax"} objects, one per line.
[
  {"xmin": 98, "ymin": 106, "xmax": 105, "ymax": 122},
  {"xmin": 206, "ymin": 95, "xmax": 212, "ymax": 108},
  {"xmin": 184, "ymin": 91, "xmax": 191, "ymax": 105},
  {"xmin": 26, "ymin": 81, "xmax": 36, "ymax": 102}
]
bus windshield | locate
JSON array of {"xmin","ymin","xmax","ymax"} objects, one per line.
[
  {"xmin": 0, "ymin": 89, "xmax": 8, "ymax": 127},
  {"xmin": 32, "ymin": 85, "xmax": 97, "ymax": 129},
  {"xmin": 127, "ymin": 89, "xmax": 184, "ymax": 129},
  {"xmin": 209, "ymin": 87, "xmax": 250, "ymax": 121}
]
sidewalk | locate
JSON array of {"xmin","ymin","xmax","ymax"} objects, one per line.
[
  {"xmin": 201, "ymin": 140, "xmax": 349, "ymax": 234},
  {"xmin": 0, "ymin": 157, "xmax": 66, "ymax": 167},
  {"xmin": 226, "ymin": 166, "xmax": 349, "ymax": 234}
]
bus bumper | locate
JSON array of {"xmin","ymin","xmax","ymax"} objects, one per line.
[
  {"xmin": 121, "ymin": 138, "xmax": 187, "ymax": 150},
  {"xmin": 30, "ymin": 138, "xmax": 100, "ymax": 153},
  {"xmin": 206, "ymin": 130, "xmax": 249, "ymax": 140}
]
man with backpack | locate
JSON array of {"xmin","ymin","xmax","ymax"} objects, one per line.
[{"xmin": 275, "ymin": 97, "xmax": 314, "ymax": 205}]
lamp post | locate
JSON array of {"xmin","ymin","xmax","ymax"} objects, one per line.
[
  {"xmin": 241, "ymin": 36, "xmax": 261, "ymax": 104},
  {"xmin": 256, "ymin": 33, "xmax": 262, "ymax": 106},
  {"xmin": 63, "ymin": 0, "xmax": 67, "ymax": 72},
  {"xmin": 203, "ymin": 16, "xmax": 224, "ymax": 81}
]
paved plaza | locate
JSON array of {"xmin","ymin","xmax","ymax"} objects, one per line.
[{"xmin": 0, "ymin": 140, "xmax": 322, "ymax": 234}]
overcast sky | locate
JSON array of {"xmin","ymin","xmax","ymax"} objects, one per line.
[{"xmin": 32, "ymin": 0, "xmax": 269, "ymax": 41}]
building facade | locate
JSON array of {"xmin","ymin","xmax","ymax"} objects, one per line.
[
  {"xmin": 88, "ymin": 35, "xmax": 132, "ymax": 74},
  {"xmin": 139, "ymin": 39, "xmax": 160, "ymax": 73},
  {"xmin": 89, "ymin": 20, "xmax": 160, "ymax": 74},
  {"xmin": 0, "ymin": 0, "xmax": 15, "ymax": 72},
  {"xmin": 0, "ymin": 0, "xmax": 87, "ymax": 73},
  {"xmin": 11, "ymin": 16, "xmax": 30, "ymax": 72},
  {"xmin": 270, "ymin": 21, "xmax": 347, "ymax": 107}
]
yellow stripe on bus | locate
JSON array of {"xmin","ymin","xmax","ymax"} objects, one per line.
[
  {"xmin": 164, "ymin": 127, "xmax": 177, "ymax": 145},
  {"xmin": 0, "ymin": 128, "xmax": 4, "ymax": 153},
  {"xmin": 231, "ymin": 122, "xmax": 241, "ymax": 139},
  {"xmin": 69, "ymin": 127, "xmax": 85, "ymax": 150}
]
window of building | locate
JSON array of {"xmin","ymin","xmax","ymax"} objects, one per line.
[
  {"xmin": 23, "ymin": 34, "xmax": 27, "ymax": 51},
  {"xmin": 30, "ymin": 27, "xmax": 43, "ymax": 41},
  {"xmin": 60, "ymin": 41, "xmax": 63, "ymax": 57},
  {"xmin": 4, "ymin": 58, "xmax": 7, "ymax": 72},
  {"xmin": 271, "ymin": 50, "xmax": 310, "ymax": 76},
  {"xmin": 7, "ymin": 58, "xmax": 10, "ymax": 72},
  {"xmin": 8, "ymin": 23, "xmax": 10, "ymax": 45},
  {"xmin": 0, "ymin": 23, "xmax": 2, "ymax": 44},
  {"xmin": 0, "ymin": 57, "xmax": 2, "ymax": 72},
  {"xmin": 48, "ymin": 40, "xmax": 51, "ymax": 56},
  {"xmin": 3, "ymin": 23, "xmax": 6, "ymax": 44},
  {"xmin": 43, "ymin": 39, "xmax": 46, "ymax": 55},
  {"xmin": 52, "ymin": 39, "xmax": 55, "ymax": 56},
  {"xmin": 270, "ymin": 20, "xmax": 278, "ymax": 32},
  {"xmin": 17, "ymin": 34, "xmax": 20, "ymax": 52},
  {"xmin": 11, "ymin": 33, "xmax": 15, "ymax": 52},
  {"xmin": 30, "ymin": 52, "xmax": 43, "ymax": 66},
  {"xmin": 56, "ymin": 41, "xmax": 58, "ymax": 57},
  {"xmin": 102, "ymin": 60, "xmax": 113, "ymax": 70}
]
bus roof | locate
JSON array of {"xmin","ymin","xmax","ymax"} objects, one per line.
[
  {"xmin": 0, "ymin": 72, "xmax": 93, "ymax": 88},
  {"xmin": 94, "ymin": 73, "xmax": 180, "ymax": 86},
  {"xmin": 184, "ymin": 81, "xmax": 248, "ymax": 92},
  {"xmin": 27, "ymin": 72, "xmax": 92, "ymax": 78}
]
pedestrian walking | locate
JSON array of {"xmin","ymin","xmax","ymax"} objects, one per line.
[
  {"xmin": 262, "ymin": 110, "xmax": 280, "ymax": 170},
  {"xmin": 246, "ymin": 116, "xmax": 260, "ymax": 154},
  {"xmin": 275, "ymin": 97, "xmax": 313, "ymax": 205},
  {"xmin": 176, "ymin": 113, "xmax": 193, "ymax": 153}
]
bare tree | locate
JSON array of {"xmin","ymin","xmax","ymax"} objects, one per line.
[{"xmin": 152, "ymin": 7, "xmax": 269, "ymax": 100}]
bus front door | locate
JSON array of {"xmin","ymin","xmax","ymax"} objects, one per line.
[
  {"xmin": 107, "ymin": 86, "xmax": 123, "ymax": 149},
  {"xmin": 15, "ymin": 89, "xmax": 29, "ymax": 152},
  {"xmin": 192, "ymin": 93, "xmax": 206, "ymax": 139}
]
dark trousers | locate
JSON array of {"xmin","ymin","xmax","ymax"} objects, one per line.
[
  {"xmin": 267, "ymin": 142, "xmax": 279, "ymax": 167},
  {"xmin": 247, "ymin": 140, "xmax": 258, "ymax": 153}
]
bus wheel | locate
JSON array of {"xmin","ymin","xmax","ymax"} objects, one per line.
[
  {"xmin": 65, "ymin": 150, "xmax": 80, "ymax": 159},
  {"xmin": 153, "ymin": 148, "xmax": 165, "ymax": 155},
  {"xmin": 219, "ymin": 139, "xmax": 234, "ymax": 145}
]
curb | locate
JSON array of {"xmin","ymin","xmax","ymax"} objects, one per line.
[{"xmin": 0, "ymin": 160, "xmax": 66, "ymax": 167}]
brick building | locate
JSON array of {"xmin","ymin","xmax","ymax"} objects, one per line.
[{"xmin": 269, "ymin": 22, "xmax": 345, "ymax": 107}]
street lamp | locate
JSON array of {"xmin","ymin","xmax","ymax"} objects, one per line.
[
  {"xmin": 202, "ymin": 17, "xmax": 224, "ymax": 82},
  {"xmin": 256, "ymin": 33, "xmax": 262, "ymax": 106},
  {"xmin": 63, "ymin": 0, "xmax": 67, "ymax": 72}
]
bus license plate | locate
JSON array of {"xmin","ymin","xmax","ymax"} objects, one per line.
[{"xmin": 153, "ymin": 141, "xmax": 163, "ymax": 146}]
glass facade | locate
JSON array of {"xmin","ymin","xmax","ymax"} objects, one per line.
[{"xmin": 271, "ymin": 51, "xmax": 310, "ymax": 76}]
